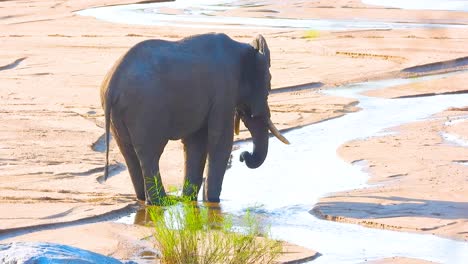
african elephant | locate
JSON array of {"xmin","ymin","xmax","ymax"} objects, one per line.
[{"xmin": 101, "ymin": 33, "xmax": 289, "ymax": 205}]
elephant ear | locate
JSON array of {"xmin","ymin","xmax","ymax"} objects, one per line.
[
  {"xmin": 247, "ymin": 34, "xmax": 272, "ymax": 118},
  {"xmin": 251, "ymin": 34, "xmax": 271, "ymax": 68}
]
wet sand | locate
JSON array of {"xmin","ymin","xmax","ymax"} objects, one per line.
[{"xmin": 1, "ymin": 0, "xmax": 468, "ymax": 262}]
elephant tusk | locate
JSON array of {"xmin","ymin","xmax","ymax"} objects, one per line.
[
  {"xmin": 267, "ymin": 119, "xmax": 290, "ymax": 145},
  {"xmin": 234, "ymin": 112, "xmax": 241, "ymax": 135}
]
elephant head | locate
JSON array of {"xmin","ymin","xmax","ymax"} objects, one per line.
[{"xmin": 236, "ymin": 35, "xmax": 289, "ymax": 169}]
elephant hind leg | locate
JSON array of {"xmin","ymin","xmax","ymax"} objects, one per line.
[
  {"xmin": 111, "ymin": 120, "xmax": 145, "ymax": 201},
  {"xmin": 130, "ymin": 127, "xmax": 168, "ymax": 205},
  {"xmin": 182, "ymin": 126, "xmax": 208, "ymax": 199}
]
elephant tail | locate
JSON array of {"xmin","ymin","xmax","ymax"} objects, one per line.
[
  {"xmin": 101, "ymin": 67, "xmax": 116, "ymax": 183},
  {"xmin": 100, "ymin": 54, "xmax": 124, "ymax": 183}
]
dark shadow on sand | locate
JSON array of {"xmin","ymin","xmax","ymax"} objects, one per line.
[
  {"xmin": 312, "ymin": 196, "xmax": 468, "ymax": 220},
  {"xmin": 402, "ymin": 56, "xmax": 468, "ymax": 74},
  {"xmin": 0, "ymin": 57, "xmax": 27, "ymax": 71},
  {"xmin": 0, "ymin": 203, "xmax": 137, "ymax": 241},
  {"xmin": 394, "ymin": 89, "xmax": 468, "ymax": 98},
  {"xmin": 270, "ymin": 82, "xmax": 323, "ymax": 94}
]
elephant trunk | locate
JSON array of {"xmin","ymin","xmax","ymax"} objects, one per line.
[{"xmin": 240, "ymin": 116, "xmax": 269, "ymax": 169}]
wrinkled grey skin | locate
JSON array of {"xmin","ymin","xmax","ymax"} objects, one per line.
[{"xmin": 101, "ymin": 33, "xmax": 273, "ymax": 204}]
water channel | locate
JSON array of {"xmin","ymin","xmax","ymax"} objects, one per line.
[{"xmin": 77, "ymin": 0, "xmax": 468, "ymax": 30}]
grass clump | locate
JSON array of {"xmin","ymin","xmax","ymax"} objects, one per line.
[{"xmin": 147, "ymin": 196, "xmax": 282, "ymax": 264}]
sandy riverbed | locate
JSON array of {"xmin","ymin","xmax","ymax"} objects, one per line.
[{"xmin": 1, "ymin": 0, "xmax": 468, "ymax": 263}]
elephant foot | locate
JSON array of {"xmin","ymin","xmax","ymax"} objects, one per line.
[
  {"xmin": 204, "ymin": 197, "xmax": 220, "ymax": 203},
  {"xmin": 136, "ymin": 195, "xmax": 146, "ymax": 202},
  {"xmin": 182, "ymin": 184, "xmax": 200, "ymax": 201}
]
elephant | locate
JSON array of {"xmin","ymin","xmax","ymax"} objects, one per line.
[{"xmin": 100, "ymin": 33, "xmax": 289, "ymax": 205}]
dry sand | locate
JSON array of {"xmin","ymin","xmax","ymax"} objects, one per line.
[{"xmin": 1, "ymin": 0, "xmax": 468, "ymax": 262}]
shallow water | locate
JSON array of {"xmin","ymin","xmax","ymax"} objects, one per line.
[
  {"xmin": 217, "ymin": 72, "xmax": 468, "ymax": 263},
  {"xmin": 441, "ymin": 132, "xmax": 468, "ymax": 147},
  {"xmin": 442, "ymin": 116, "xmax": 468, "ymax": 147},
  {"xmin": 77, "ymin": 0, "xmax": 468, "ymax": 30}
]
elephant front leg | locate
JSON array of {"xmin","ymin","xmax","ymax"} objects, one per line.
[
  {"xmin": 204, "ymin": 130, "xmax": 234, "ymax": 203},
  {"xmin": 182, "ymin": 126, "xmax": 208, "ymax": 199}
]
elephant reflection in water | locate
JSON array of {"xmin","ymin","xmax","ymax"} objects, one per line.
[
  {"xmin": 100, "ymin": 33, "xmax": 289, "ymax": 205},
  {"xmin": 133, "ymin": 202, "xmax": 225, "ymax": 230}
]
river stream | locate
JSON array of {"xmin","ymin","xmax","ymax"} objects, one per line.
[{"xmin": 77, "ymin": 0, "xmax": 468, "ymax": 30}]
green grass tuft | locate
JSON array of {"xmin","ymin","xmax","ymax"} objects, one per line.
[{"xmin": 147, "ymin": 196, "xmax": 282, "ymax": 264}]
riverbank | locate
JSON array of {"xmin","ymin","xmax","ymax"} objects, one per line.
[{"xmin": 1, "ymin": 0, "xmax": 468, "ymax": 262}]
